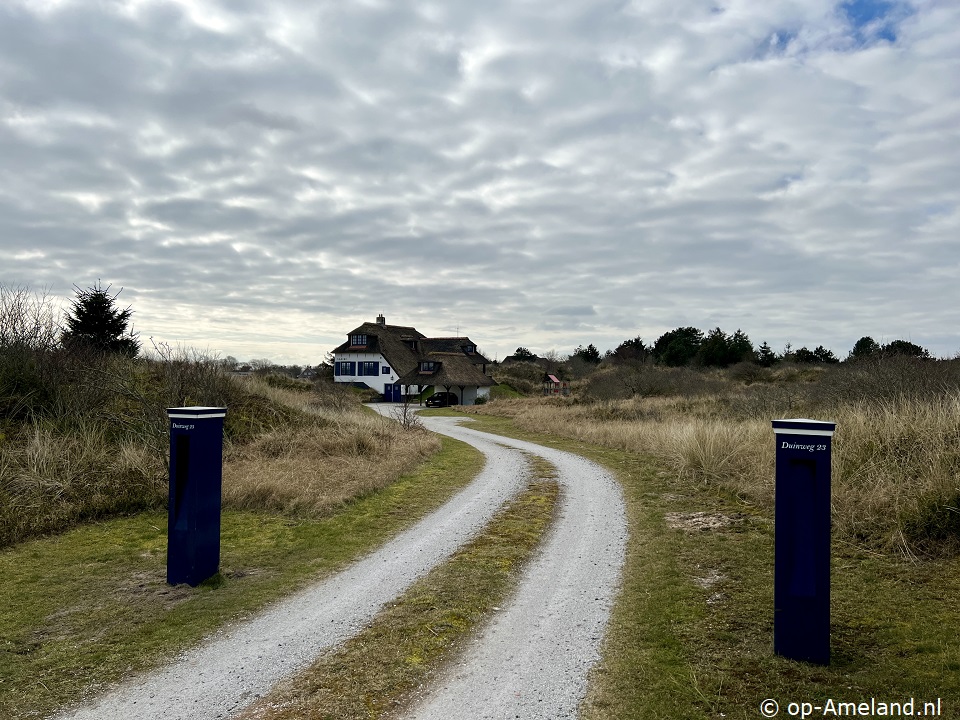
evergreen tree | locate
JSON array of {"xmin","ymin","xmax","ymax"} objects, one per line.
[
  {"xmin": 63, "ymin": 282, "xmax": 140, "ymax": 356},
  {"xmin": 882, "ymin": 340, "xmax": 930, "ymax": 359},
  {"xmin": 793, "ymin": 345, "xmax": 838, "ymax": 364},
  {"xmin": 756, "ymin": 341, "xmax": 777, "ymax": 367},
  {"xmin": 652, "ymin": 327, "xmax": 703, "ymax": 367},
  {"xmin": 609, "ymin": 336, "xmax": 649, "ymax": 364},
  {"xmin": 848, "ymin": 336, "xmax": 880, "ymax": 361},
  {"xmin": 696, "ymin": 327, "xmax": 756, "ymax": 367},
  {"xmin": 813, "ymin": 345, "xmax": 839, "ymax": 364},
  {"xmin": 696, "ymin": 327, "xmax": 731, "ymax": 367},
  {"xmin": 793, "ymin": 346, "xmax": 818, "ymax": 363},
  {"xmin": 572, "ymin": 343, "xmax": 602, "ymax": 364},
  {"xmin": 728, "ymin": 329, "xmax": 755, "ymax": 363}
]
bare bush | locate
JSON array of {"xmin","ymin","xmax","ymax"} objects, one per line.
[
  {"xmin": 813, "ymin": 356, "xmax": 960, "ymax": 406},
  {"xmin": 0, "ymin": 285, "xmax": 60, "ymax": 350},
  {"xmin": 727, "ymin": 361, "xmax": 770, "ymax": 385},
  {"xmin": 394, "ymin": 397, "xmax": 424, "ymax": 431},
  {"xmin": 311, "ymin": 379, "xmax": 359, "ymax": 412}
]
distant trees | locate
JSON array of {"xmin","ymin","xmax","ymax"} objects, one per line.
[
  {"xmin": 649, "ymin": 326, "xmax": 755, "ymax": 368},
  {"xmin": 848, "ymin": 336, "xmax": 881, "ymax": 361},
  {"xmin": 652, "ymin": 327, "xmax": 703, "ymax": 367},
  {"xmin": 695, "ymin": 328, "xmax": 755, "ymax": 367},
  {"xmin": 249, "ymin": 358, "xmax": 274, "ymax": 372},
  {"xmin": 524, "ymin": 327, "xmax": 935, "ymax": 377},
  {"xmin": 793, "ymin": 345, "xmax": 839, "ymax": 364},
  {"xmin": 847, "ymin": 336, "xmax": 930, "ymax": 361},
  {"xmin": 608, "ymin": 336, "xmax": 650, "ymax": 364},
  {"xmin": 62, "ymin": 282, "xmax": 140, "ymax": 356},
  {"xmin": 882, "ymin": 339, "xmax": 930, "ymax": 359},
  {"xmin": 571, "ymin": 343, "xmax": 602, "ymax": 364},
  {"xmin": 756, "ymin": 341, "xmax": 777, "ymax": 367}
]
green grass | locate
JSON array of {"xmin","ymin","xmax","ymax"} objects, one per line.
[
  {"xmin": 444, "ymin": 410, "xmax": 960, "ymax": 719},
  {"xmin": 236, "ymin": 464, "xmax": 560, "ymax": 720},
  {"xmin": 0, "ymin": 436, "xmax": 482, "ymax": 720},
  {"xmin": 7, "ymin": 404, "xmax": 958, "ymax": 719},
  {"xmin": 490, "ymin": 383, "xmax": 524, "ymax": 399}
]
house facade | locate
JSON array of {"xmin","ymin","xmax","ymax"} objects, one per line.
[{"xmin": 332, "ymin": 315, "xmax": 495, "ymax": 404}]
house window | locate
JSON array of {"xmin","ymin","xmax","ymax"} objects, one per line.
[
  {"xmin": 358, "ymin": 361, "xmax": 379, "ymax": 376},
  {"xmin": 335, "ymin": 361, "xmax": 356, "ymax": 376},
  {"xmin": 382, "ymin": 366, "xmax": 391, "ymax": 374},
  {"xmin": 463, "ymin": 344, "xmax": 476, "ymax": 354},
  {"xmin": 350, "ymin": 334, "xmax": 367, "ymax": 347},
  {"xmin": 420, "ymin": 361, "xmax": 437, "ymax": 372}
]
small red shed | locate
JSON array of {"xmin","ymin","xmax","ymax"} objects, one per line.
[{"xmin": 543, "ymin": 374, "xmax": 570, "ymax": 396}]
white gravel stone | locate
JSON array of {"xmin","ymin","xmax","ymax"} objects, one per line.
[
  {"xmin": 53, "ymin": 409, "xmax": 627, "ymax": 720},
  {"xmin": 401, "ymin": 421, "xmax": 628, "ymax": 720}
]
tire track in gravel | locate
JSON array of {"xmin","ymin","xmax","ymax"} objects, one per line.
[
  {"xmin": 54, "ymin": 410, "xmax": 626, "ymax": 720},
  {"xmin": 55, "ymin": 415, "xmax": 531, "ymax": 720},
  {"xmin": 401, "ymin": 416, "xmax": 628, "ymax": 720}
]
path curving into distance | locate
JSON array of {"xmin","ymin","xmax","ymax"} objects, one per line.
[
  {"xmin": 54, "ymin": 409, "xmax": 626, "ymax": 720},
  {"xmin": 401, "ymin": 414, "xmax": 628, "ymax": 720}
]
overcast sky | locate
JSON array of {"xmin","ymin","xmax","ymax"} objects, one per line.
[{"xmin": 2, "ymin": 0, "xmax": 958, "ymax": 364}]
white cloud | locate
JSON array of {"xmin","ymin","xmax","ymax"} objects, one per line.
[{"xmin": 1, "ymin": 0, "xmax": 958, "ymax": 363}]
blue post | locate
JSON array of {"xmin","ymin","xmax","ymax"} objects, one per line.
[
  {"xmin": 772, "ymin": 418, "xmax": 836, "ymax": 665},
  {"xmin": 167, "ymin": 406, "xmax": 227, "ymax": 586}
]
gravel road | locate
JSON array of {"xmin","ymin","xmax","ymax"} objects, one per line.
[
  {"xmin": 53, "ymin": 410, "xmax": 626, "ymax": 720},
  {"xmin": 400, "ymin": 417, "xmax": 627, "ymax": 720}
]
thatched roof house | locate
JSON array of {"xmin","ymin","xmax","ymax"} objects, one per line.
[{"xmin": 332, "ymin": 315, "xmax": 495, "ymax": 404}]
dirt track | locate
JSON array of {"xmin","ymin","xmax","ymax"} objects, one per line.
[
  {"xmin": 401, "ymin": 415, "xmax": 627, "ymax": 720},
  {"xmin": 54, "ymin": 410, "xmax": 626, "ymax": 720}
]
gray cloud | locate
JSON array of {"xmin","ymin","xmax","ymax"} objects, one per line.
[{"xmin": 2, "ymin": 0, "xmax": 959, "ymax": 363}]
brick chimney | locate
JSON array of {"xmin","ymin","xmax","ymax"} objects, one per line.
[{"xmin": 376, "ymin": 313, "xmax": 386, "ymax": 325}]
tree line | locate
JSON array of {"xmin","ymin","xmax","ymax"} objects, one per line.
[{"xmin": 514, "ymin": 327, "xmax": 934, "ymax": 370}]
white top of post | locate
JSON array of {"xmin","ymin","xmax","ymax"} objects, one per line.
[
  {"xmin": 771, "ymin": 418, "xmax": 836, "ymax": 437},
  {"xmin": 167, "ymin": 407, "xmax": 228, "ymax": 419}
]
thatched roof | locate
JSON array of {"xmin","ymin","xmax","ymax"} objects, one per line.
[
  {"xmin": 334, "ymin": 318, "xmax": 494, "ymax": 387},
  {"xmin": 397, "ymin": 352, "xmax": 496, "ymax": 388},
  {"xmin": 420, "ymin": 337, "xmax": 490, "ymax": 365},
  {"xmin": 332, "ymin": 321, "xmax": 425, "ymax": 376}
]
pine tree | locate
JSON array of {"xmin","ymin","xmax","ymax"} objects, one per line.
[
  {"xmin": 757, "ymin": 341, "xmax": 777, "ymax": 367},
  {"xmin": 652, "ymin": 327, "xmax": 704, "ymax": 367},
  {"xmin": 63, "ymin": 282, "xmax": 140, "ymax": 356},
  {"xmin": 572, "ymin": 343, "xmax": 602, "ymax": 364}
]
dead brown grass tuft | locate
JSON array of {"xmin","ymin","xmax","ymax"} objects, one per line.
[{"xmin": 222, "ymin": 404, "xmax": 440, "ymax": 516}]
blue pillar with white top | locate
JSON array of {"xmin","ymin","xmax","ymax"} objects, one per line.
[
  {"xmin": 772, "ymin": 418, "xmax": 836, "ymax": 665},
  {"xmin": 167, "ymin": 406, "xmax": 227, "ymax": 586}
]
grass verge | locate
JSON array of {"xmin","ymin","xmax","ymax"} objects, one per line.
[
  {"xmin": 0, "ymin": 436, "xmax": 480, "ymax": 720},
  {"xmin": 444, "ymin": 411, "xmax": 960, "ymax": 719},
  {"xmin": 236, "ymin": 461, "xmax": 560, "ymax": 720}
]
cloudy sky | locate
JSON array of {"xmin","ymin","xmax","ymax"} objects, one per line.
[{"xmin": 2, "ymin": 0, "xmax": 958, "ymax": 364}]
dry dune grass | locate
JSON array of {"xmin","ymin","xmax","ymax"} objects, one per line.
[
  {"xmin": 0, "ymin": 420, "xmax": 167, "ymax": 543},
  {"xmin": 223, "ymin": 380, "xmax": 440, "ymax": 515},
  {"xmin": 474, "ymin": 387, "xmax": 960, "ymax": 556}
]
